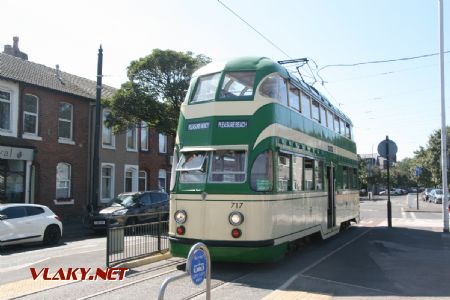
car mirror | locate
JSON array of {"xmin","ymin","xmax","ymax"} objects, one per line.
[{"xmin": 0, "ymin": 214, "xmax": 7, "ymax": 221}]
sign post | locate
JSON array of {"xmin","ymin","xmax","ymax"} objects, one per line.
[
  {"xmin": 415, "ymin": 166, "xmax": 421, "ymax": 210},
  {"xmin": 378, "ymin": 136, "xmax": 398, "ymax": 228},
  {"xmin": 158, "ymin": 243, "xmax": 211, "ymax": 300}
]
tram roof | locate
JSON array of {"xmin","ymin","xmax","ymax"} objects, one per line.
[{"xmin": 193, "ymin": 56, "xmax": 352, "ymax": 125}]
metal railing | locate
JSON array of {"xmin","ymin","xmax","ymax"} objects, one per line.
[{"xmin": 106, "ymin": 212, "xmax": 169, "ymax": 267}]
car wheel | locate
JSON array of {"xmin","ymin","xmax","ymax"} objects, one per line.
[{"xmin": 43, "ymin": 225, "xmax": 61, "ymax": 245}]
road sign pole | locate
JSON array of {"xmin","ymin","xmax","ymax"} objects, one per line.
[{"xmin": 386, "ymin": 136, "xmax": 392, "ymax": 228}]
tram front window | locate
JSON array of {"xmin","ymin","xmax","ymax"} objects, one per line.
[
  {"xmin": 191, "ymin": 73, "xmax": 221, "ymax": 103},
  {"xmin": 220, "ymin": 72, "xmax": 255, "ymax": 99},
  {"xmin": 209, "ymin": 150, "xmax": 247, "ymax": 183},
  {"xmin": 176, "ymin": 152, "xmax": 208, "ymax": 183}
]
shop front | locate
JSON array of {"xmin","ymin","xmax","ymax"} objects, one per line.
[{"xmin": 0, "ymin": 144, "xmax": 34, "ymax": 204}]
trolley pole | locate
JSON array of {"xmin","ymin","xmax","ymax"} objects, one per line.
[{"xmin": 386, "ymin": 136, "xmax": 392, "ymax": 228}]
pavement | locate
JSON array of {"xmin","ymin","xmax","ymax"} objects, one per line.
[
  {"xmin": 260, "ymin": 195, "xmax": 450, "ymax": 300},
  {"xmin": 60, "ymin": 217, "xmax": 99, "ymax": 242}
]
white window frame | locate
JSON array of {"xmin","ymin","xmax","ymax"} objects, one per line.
[
  {"xmin": 102, "ymin": 109, "xmax": 115, "ymax": 149},
  {"xmin": 58, "ymin": 102, "xmax": 74, "ymax": 144},
  {"xmin": 139, "ymin": 170, "xmax": 147, "ymax": 191},
  {"xmin": 0, "ymin": 81, "xmax": 18, "ymax": 137},
  {"xmin": 159, "ymin": 133, "xmax": 167, "ymax": 153},
  {"xmin": 140, "ymin": 122, "xmax": 149, "ymax": 151},
  {"xmin": 22, "ymin": 94, "xmax": 42, "ymax": 140},
  {"xmin": 126, "ymin": 126, "xmax": 138, "ymax": 152},
  {"xmin": 124, "ymin": 165, "xmax": 138, "ymax": 192},
  {"xmin": 56, "ymin": 162, "xmax": 71, "ymax": 199},
  {"xmin": 158, "ymin": 169, "xmax": 167, "ymax": 192},
  {"xmin": 100, "ymin": 163, "xmax": 115, "ymax": 202}
]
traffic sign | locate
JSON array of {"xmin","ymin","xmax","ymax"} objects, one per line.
[
  {"xmin": 189, "ymin": 249, "xmax": 207, "ymax": 285},
  {"xmin": 416, "ymin": 166, "xmax": 422, "ymax": 177},
  {"xmin": 377, "ymin": 139, "xmax": 397, "ymax": 160}
]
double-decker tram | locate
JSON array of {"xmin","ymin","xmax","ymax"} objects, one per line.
[{"xmin": 168, "ymin": 57, "xmax": 359, "ymax": 262}]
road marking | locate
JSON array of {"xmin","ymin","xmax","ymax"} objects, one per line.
[
  {"xmin": 262, "ymin": 290, "xmax": 330, "ymax": 300},
  {"xmin": 0, "ymin": 257, "xmax": 50, "ymax": 273},
  {"xmin": 0, "ymin": 277, "xmax": 75, "ymax": 299},
  {"xmin": 263, "ymin": 227, "xmax": 374, "ymax": 300}
]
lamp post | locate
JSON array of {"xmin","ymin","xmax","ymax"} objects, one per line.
[{"xmin": 438, "ymin": 0, "xmax": 449, "ymax": 233}]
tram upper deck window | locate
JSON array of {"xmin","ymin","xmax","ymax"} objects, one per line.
[
  {"xmin": 327, "ymin": 110, "xmax": 334, "ymax": 130},
  {"xmin": 259, "ymin": 74, "xmax": 288, "ymax": 106},
  {"xmin": 191, "ymin": 73, "xmax": 221, "ymax": 103},
  {"xmin": 176, "ymin": 152, "xmax": 208, "ymax": 183},
  {"xmin": 209, "ymin": 150, "xmax": 247, "ymax": 183},
  {"xmin": 288, "ymin": 84, "xmax": 300, "ymax": 111},
  {"xmin": 220, "ymin": 72, "xmax": 255, "ymax": 99},
  {"xmin": 334, "ymin": 115, "xmax": 341, "ymax": 134},
  {"xmin": 345, "ymin": 123, "xmax": 351, "ymax": 139},
  {"xmin": 311, "ymin": 101, "xmax": 320, "ymax": 123}
]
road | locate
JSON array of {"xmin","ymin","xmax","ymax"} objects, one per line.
[{"xmin": 1, "ymin": 194, "xmax": 448, "ymax": 300}]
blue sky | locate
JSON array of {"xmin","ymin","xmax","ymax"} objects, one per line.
[{"xmin": 1, "ymin": 0, "xmax": 448, "ymax": 159}]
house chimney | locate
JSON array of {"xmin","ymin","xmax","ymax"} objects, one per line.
[
  {"xmin": 3, "ymin": 36, "xmax": 28, "ymax": 60},
  {"xmin": 13, "ymin": 36, "xmax": 19, "ymax": 51}
]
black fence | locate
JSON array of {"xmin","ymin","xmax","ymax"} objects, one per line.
[{"xmin": 106, "ymin": 212, "xmax": 169, "ymax": 267}]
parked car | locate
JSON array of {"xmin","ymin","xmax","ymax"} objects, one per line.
[
  {"xmin": 429, "ymin": 189, "xmax": 449, "ymax": 204},
  {"xmin": 421, "ymin": 188, "xmax": 434, "ymax": 201},
  {"xmin": 379, "ymin": 188, "xmax": 404, "ymax": 196},
  {"xmin": 91, "ymin": 191, "xmax": 169, "ymax": 230},
  {"xmin": 0, "ymin": 204, "xmax": 62, "ymax": 247}
]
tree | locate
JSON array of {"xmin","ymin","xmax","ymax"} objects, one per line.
[
  {"xmin": 358, "ymin": 155, "xmax": 368, "ymax": 189},
  {"xmin": 106, "ymin": 49, "xmax": 211, "ymax": 137}
]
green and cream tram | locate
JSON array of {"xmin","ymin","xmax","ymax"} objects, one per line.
[{"xmin": 169, "ymin": 57, "xmax": 359, "ymax": 262}]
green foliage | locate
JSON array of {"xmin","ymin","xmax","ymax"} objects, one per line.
[{"xmin": 106, "ymin": 49, "xmax": 211, "ymax": 136}]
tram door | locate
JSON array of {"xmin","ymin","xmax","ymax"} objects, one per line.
[{"xmin": 326, "ymin": 166, "xmax": 336, "ymax": 228}]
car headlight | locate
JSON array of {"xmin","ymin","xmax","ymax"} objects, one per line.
[
  {"xmin": 112, "ymin": 209, "xmax": 127, "ymax": 216},
  {"xmin": 229, "ymin": 211, "xmax": 244, "ymax": 226},
  {"xmin": 174, "ymin": 210, "xmax": 187, "ymax": 224}
]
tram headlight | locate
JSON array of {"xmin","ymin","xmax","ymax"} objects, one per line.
[
  {"xmin": 229, "ymin": 211, "xmax": 244, "ymax": 226},
  {"xmin": 174, "ymin": 210, "xmax": 187, "ymax": 224}
]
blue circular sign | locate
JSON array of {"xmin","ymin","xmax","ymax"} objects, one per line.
[{"xmin": 189, "ymin": 249, "xmax": 207, "ymax": 285}]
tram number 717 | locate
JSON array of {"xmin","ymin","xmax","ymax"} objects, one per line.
[{"xmin": 231, "ymin": 202, "xmax": 243, "ymax": 209}]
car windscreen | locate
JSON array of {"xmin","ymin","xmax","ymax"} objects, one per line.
[{"xmin": 110, "ymin": 195, "xmax": 137, "ymax": 207}]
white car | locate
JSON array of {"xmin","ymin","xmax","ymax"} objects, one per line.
[{"xmin": 0, "ymin": 204, "xmax": 63, "ymax": 247}]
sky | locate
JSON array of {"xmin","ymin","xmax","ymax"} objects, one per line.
[{"xmin": 2, "ymin": 0, "xmax": 449, "ymax": 160}]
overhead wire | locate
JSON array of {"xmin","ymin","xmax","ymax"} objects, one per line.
[{"xmin": 217, "ymin": 0, "xmax": 292, "ymax": 59}]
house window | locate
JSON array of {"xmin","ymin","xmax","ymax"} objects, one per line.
[
  {"xmin": 101, "ymin": 164, "xmax": 114, "ymax": 201},
  {"xmin": 158, "ymin": 169, "xmax": 167, "ymax": 192},
  {"xmin": 0, "ymin": 90, "xmax": 11, "ymax": 132},
  {"xmin": 56, "ymin": 163, "xmax": 71, "ymax": 199},
  {"xmin": 140, "ymin": 122, "xmax": 148, "ymax": 151},
  {"xmin": 102, "ymin": 110, "xmax": 115, "ymax": 148},
  {"xmin": 159, "ymin": 134, "xmax": 167, "ymax": 153},
  {"xmin": 23, "ymin": 94, "xmax": 39, "ymax": 136},
  {"xmin": 58, "ymin": 103, "xmax": 73, "ymax": 140},
  {"xmin": 124, "ymin": 165, "xmax": 138, "ymax": 192},
  {"xmin": 139, "ymin": 170, "xmax": 147, "ymax": 191},
  {"xmin": 127, "ymin": 126, "xmax": 137, "ymax": 151}
]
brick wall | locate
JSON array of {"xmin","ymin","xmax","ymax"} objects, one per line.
[{"xmin": 20, "ymin": 84, "xmax": 92, "ymax": 218}]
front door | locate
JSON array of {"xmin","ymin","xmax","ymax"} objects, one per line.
[{"xmin": 327, "ymin": 166, "xmax": 336, "ymax": 228}]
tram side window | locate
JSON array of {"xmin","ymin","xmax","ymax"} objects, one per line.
[
  {"xmin": 191, "ymin": 73, "xmax": 221, "ymax": 103},
  {"xmin": 345, "ymin": 123, "xmax": 351, "ymax": 139},
  {"xmin": 339, "ymin": 119, "xmax": 345, "ymax": 136},
  {"xmin": 342, "ymin": 166, "xmax": 349, "ymax": 189},
  {"xmin": 327, "ymin": 110, "xmax": 334, "ymax": 130},
  {"xmin": 259, "ymin": 74, "xmax": 288, "ymax": 106},
  {"xmin": 288, "ymin": 84, "xmax": 300, "ymax": 111},
  {"xmin": 304, "ymin": 158, "xmax": 314, "ymax": 191},
  {"xmin": 320, "ymin": 106, "xmax": 327, "ymax": 127},
  {"xmin": 209, "ymin": 150, "xmax": 247, "ymax": 183},
  {"xmin": 220, "ymin": 72, "xmax": 256, "ymax": 99},
  {"xmin": 278, "ymin": 153, "xmax": 291, "ymax": 192},
  {"xmin": 315, "ymin": 160, "xmax": 324, "ymax": 191},
  {"xmin": 292, "ymin": 155, "xmax": 303, "ymax": 191},
  {"xmin": 301, "ymin": 92, "xmax": 311, "ymax": 118},
  {"xmin": 176, "ymin": 152, "xmax": 208, "ymax": 183},
  {"xmin": 311, "ymin": 101, "xmax": 320, "ymax": 123},
  {"xmin": 250, "ymin": 150, "xmax": 273, "ymax": 192},
  {"xmin": 334, "ymin": 115, "xmax": 341, "ymax": 134}
]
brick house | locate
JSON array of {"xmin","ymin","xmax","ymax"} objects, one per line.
[{"xmin": 0, "ymin": 38, "xmax": 173, "ymax": 218}]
